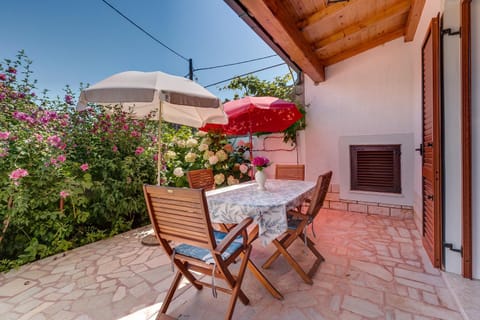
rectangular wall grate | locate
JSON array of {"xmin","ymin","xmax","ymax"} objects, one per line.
[{"xmin": 350, "ymin": 144, "xmax": 401, "ymax": 193}]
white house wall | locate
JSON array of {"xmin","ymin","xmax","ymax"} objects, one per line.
[{"xmin": 304, "ymin": 37, "xmax": 416, "ymax": 207}]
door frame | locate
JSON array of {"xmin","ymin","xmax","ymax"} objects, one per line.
[{"xmin": 461, "ymin": 0, "xmax": 472, "ymax": 279}]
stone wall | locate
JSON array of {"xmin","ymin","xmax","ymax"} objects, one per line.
[{"xmin": 324, "ymin": 184, "xmax": 413, "ymax": 219}]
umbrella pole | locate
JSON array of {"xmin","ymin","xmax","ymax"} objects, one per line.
[
  {"xmin": 249, "ymin": 132, "xmax": 254, "ymax": 180},
  {"xmin": 156, "ymin": 101, "xmax": 163, "ymax": 186}
]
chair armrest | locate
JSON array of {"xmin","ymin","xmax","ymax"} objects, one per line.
[{"xmin": 215, "ymin": 217, "xmax": 253, "ymax": 254}]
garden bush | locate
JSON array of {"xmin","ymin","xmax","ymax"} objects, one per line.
[{"xmin": 0, "ymin": 52, "xmax": 251, "ymax": 272}]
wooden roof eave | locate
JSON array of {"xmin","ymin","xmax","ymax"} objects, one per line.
[
  {"xmin": 405, "ymin": 0, "xmax": 427, "ymax": 41},
  {"xmin": 238, "ymin": 0, "xmax": 326, "ymax": 83}
]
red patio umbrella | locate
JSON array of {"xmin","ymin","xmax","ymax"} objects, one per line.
[{"xmin": 201, "ymin": 96, "xmax": 303, "ymax": 176}]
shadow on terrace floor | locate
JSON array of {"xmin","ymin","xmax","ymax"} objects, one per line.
[{"xmin": 0, "ymin": 209, "xmax": 474, "ymax": 319}]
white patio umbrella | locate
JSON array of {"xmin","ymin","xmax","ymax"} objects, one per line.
[{"xmin": 77, "ymin": 70, "xmax": 228, "ymax": 185}]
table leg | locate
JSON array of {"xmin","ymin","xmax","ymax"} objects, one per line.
[
  {"xmin": 245, "ymin": 225, "xmax": 283, "ymax": 300},
  {"xmin": 246, "ymin": 259, "xmax": 283, "ymax": 300}
]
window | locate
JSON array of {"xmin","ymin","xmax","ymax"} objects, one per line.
[{"xmin": 350, "ymin": 144, "xmax": 401, "ymax": 193}]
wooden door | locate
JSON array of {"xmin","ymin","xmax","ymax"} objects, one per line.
[{"xmin": 421, "ymin": 16, "xmax": 442, "ymax": 268}]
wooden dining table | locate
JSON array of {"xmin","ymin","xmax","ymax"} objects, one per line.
[{"xmin": 206, "ymin": 179, "xmax": 315, "ymax": 300}]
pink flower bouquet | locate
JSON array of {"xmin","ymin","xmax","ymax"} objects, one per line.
[{"xmin": 252, "ymin": 156, "xmax": 271, "ymax": 171}]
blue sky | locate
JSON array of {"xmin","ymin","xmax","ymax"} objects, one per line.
[{"xmin": 2, "ymin": 0, "xmax": 291, "ymax": 101}]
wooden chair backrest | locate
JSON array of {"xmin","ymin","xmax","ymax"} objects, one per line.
[
  {"xmin": 143, "ymin": 185, "xmax": 215, "ymax": 250},
  {"xmin": 306, "ymin": 171, "xmax": 332, "ymax": 220},
  {"xmin": 187, "ymin": 168, "xmax": 215, "ymax": 191},
  {"xmin": 275, "ymin": 164, "xmax": 305, "ymax": 181}
]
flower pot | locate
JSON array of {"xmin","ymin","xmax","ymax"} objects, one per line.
[{"xmin": 255, "ymin": 170, "xmax": 267, "ymax": 191}]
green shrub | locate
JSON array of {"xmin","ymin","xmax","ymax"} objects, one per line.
[{"xmin": 0, "ymin": 52, "xmax": 252, "ymax": 272}]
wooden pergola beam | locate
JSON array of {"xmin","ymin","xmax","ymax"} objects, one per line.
[
  {"xmin": 322, "ymin": 29, "xmax": 405, "ymax": 66},
  {"xmin": 404, "ymin": 0, "xmax": 426, "ymax": 41},
  {"xmin": 240, "ymin": 0, "xmax": 326, "ymax": 82},
  {"xmin": 313, "ymin": 0, "xmax": 411, "ymax": 50}
]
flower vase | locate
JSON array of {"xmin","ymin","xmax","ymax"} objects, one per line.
[{"xmin": 255, "ymin": 170, "xmax": 267, "ymax": 191}]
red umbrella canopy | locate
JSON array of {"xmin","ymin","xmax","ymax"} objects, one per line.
[{"xmin": 201, "ymin": 96, "xmax": 302, "ymax": 135}]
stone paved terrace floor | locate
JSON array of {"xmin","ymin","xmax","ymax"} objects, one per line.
[{"xmin": 0, "ymin": 209, "xmax": 475, "ymax": 320}]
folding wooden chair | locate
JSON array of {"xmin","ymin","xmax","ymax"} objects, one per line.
[
  {"xmin": 262, "ymin": 171, "xmax": 332, "ymax": 284},
  {"xmin": 275, "ymin": 164, "xmax": 305, "ymax": 181},
  {"xmin": 186, "ymin": 168, "xmax": 234, "ymax": 232},
  {"xmin": 143, "ymin": 185, "xmax": 253, "ymax": 320},
  {"xmin": 276, "ymin": 164, "xmax": 307, "ymax": 211},
  {"xmin": 186, "ymin": 168, "xmax": 215, "ymax": 191}
]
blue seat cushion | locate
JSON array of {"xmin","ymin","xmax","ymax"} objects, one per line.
[
  {"xmin": 174, "ymin": 231, "xmax": 244, "ymax": 264},
  {"xmin": 287, "ymin": 218, "xmax": 304, "ymax": 230}
]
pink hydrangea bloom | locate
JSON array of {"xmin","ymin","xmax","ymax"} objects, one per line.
[
  {"xmin": 64, "ymin": 95, "xmax": 74, "ymax": 105},
  {"xmin": 60, "ymin": 191, "xmax": 70, "ymax": 199},
  {"xmin": 239, "ymin": 164, "xmax": 249, "ymax": 174},
  {"xmin": 0, "ymin": 131, "xmax": 10, "ymax": 140},
  {"xmin": 80, "ymin": 163, "xmax": 89, "ymax": 171},
  {"xmin": 47, "ymin": 135, "xmax": 62, "ymax": 147},
  {"xmin": 57, "ymin": 155, "xmax": 66, "ymax": 163},
  {"xmin": 9, "ymin": 168, "xmax": 28, "ymax": 180},
  {"xmin": 135, "ymin": 146, "xmax": 145, "ymax": 155},
  {"xmin": 112, "ymin": 145, "xmax": 118, "ymax": 152}
]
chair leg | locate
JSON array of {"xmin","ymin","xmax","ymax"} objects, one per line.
[
  {"xmin": 159, "ymin": 271, "xmax": 183, "ymax": 314},
  {"xmin": 225, "ymin": 246, "xmax": 252, "ymax": 320},
  {"xmin": 174, "ymin": 260, "xmax": 203, "ymax": 290},
  {"xmin": 304, "ymin": 235, "xmax": 325, "ymax": 279},
  {"xmin": 246, "ymin": 257, "xmax": 283, "ymax": 300},
  {"xmin": 262, "ymin": 243, "xmax": 282, "ymax": 269},
  {"xmin": 305, "ymin": 235, "xmax": 325, "ymax": 261},
  {"xmin": 272, "ymin": 239, "xmax": 313, "ymax": 284},
  {"xmin": 262, "ymin": 231, "xmax": 299, "ymax": 269}
]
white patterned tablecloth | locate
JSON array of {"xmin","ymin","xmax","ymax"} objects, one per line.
[{"xmin": 206, "ymin": 179, "xmax": 315, "ymax": 245}]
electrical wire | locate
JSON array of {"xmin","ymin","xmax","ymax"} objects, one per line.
[
  {"xmin": 194, "ymin": 54, "xmax": 277, "ymax": 71},
  {"xmin": 100, "ymin": 0, "xmax": 189, "ymax": 62},
  {"xmin": 204, "ymin": 62, "xmax": 286, "ymax": 88},
  {"xmin": 100, "ymin": 0, "xmax": 286, "ymax": 84}
]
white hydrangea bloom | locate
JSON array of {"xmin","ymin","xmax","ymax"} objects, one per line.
[
  {"xmin": 164, "ymin": 150, "xmax": 177, "ymax": 161},
  {"xmin": 201, "ymin": 137, "xmax": 212, "ymax": 146},
  {"xmin": 215, "ymin": 150, "xmax": 228, "ymax": 162},
  {"xmin": 186, "ymin": 138, "xmax": 198, "ymax": 148},
  {"xmin": 198, "ymin": 143, "xmax": 209, "ymax": 152},
  {"xmin": 209, "ymin": 155, "xmax": 219, "ymax": 165},
  {"xmin": 197, "ymin": 130, "xmax": 207, "ymax": 137},
  {"xmin": 176, "ymin": 140, "xmax": 186, "ymax": 148},
  {"xmin": 204, "ymin": 150, "xmax": 214, "ymax": 160},
  {"xmin": 173, "ymin": 167, "xmax": 184, "ymax": 177},
  {"xmin": 185, "ymin": 152, "xmax": 197, "ymax": 163},
  {"xmin": 227, "ymin": 175, "xmax": 239, "ymax": 186},
  {"xmin": 214, "ymin": 173, "xmax": 225, "ymax": 185}
]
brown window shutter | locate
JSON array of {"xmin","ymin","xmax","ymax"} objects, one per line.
[{"xmin": 350, "ymin": 145, "xmax": 401, "ymax": 193}]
